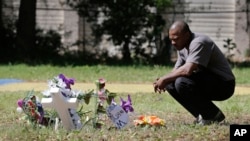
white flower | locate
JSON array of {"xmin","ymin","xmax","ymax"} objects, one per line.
[
  {"xmin": 16, "ymin": 107, "xmax": 23, "ymax": 113},
  {"xmin": 48, "ymin": 80, "xmax": 56, "ymax": 88},
  {"xmin": 56, "ymin": 77, "xmax": 67, "ymax": 88},
  {"xmin": 71, "ymin": 90, "xmax": 82, "ymax": 98},
  {"xmin": 42, "ymin": 89, "xmax": 51, "ymax": 97}
]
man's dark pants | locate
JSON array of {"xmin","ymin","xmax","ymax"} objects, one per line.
[{"xmin": 166, "ymin": 70, "xmax": 235, "ymax": 120}]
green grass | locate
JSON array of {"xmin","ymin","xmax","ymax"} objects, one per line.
[
  {"xmin": 0, "ymin": 64, "xmax": 250, "ymax": 140},
  {"xmin": 1, "ymin": 64, "xmax": 250, "ymax": 84},
  {"xmin": 0, "ymin": 91, "xmax": 249, "ymax": 141},
  {"xmin": 0, "ymin": 64, "xmax": 171, "ymax": 83}
]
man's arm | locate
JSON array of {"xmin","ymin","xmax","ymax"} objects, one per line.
[{"xmin": 154, "ymin": 62, "xmax": 199, "ymax": 93}]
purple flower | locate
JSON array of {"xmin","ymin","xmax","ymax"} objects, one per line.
[
  {"xmin": 59, "ymin": 74, "xmax": 75, "ymax": 89},
  {"xmin": 17, "ymin": 99, "xmax": 24, "ymax": 107},
  {"xmin": 120, "ymin": 95, "xmax": 134, "ymax": 113}
]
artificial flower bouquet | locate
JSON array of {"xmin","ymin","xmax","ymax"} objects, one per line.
[
  {"xmin": 16, "ymin": 74, "xmax": 135, "ymax": 130},
  {"xmin": 133, "ymin": 115, "xmax": 166, "ymax": 127},
  {"xmin": 16, "ymin": 90, "xmax": 46, "ymax": 125}
]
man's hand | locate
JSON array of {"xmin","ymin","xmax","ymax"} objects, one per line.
[
  {"xmin": 153, "ymin": 78, "xmax": 166, "ymax": 94},
  {"xmin": 153, "ymin": 62, "xmax": 198, "ymax": 94}
]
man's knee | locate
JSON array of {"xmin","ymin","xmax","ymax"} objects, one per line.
[
  {"xmin": 166, "ymin": 82, "xmax": 174, "ymax": 90},
  {"xmin": 174, "ymin": 77, "xmax": 196, "ymax": 95}
]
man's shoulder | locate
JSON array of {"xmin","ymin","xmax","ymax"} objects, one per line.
[
  {"xmin": 191, "ymin": 33, "xmax": 213, "ymax": 45},
  {"xmin": 193, "ymin": 33, "xmax": 210, "ymax": 40}
]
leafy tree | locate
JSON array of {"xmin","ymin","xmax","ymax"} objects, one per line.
[
  {"xmin": 0, "ymin": 0, "xmax": 18, "ymax": 62},
  {"xmin": 67, "ymin": 0, "xmax": 170, "ymax": 64},
  {"xmin": 0, "ymin": 0, "xmax": 3, "ymax": 47},
  {"xmin": 0, "ymin": 0, "xmax": 2, "ymax": 24},
  {"xmin": 16, "ymin": 0, "xmax": 37, "ymax": 62}
]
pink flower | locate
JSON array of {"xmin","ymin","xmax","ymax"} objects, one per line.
[{"xmin": 17, "ymin": 99, "xmax": 24, "ymax": 107}]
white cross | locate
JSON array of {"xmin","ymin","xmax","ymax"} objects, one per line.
[{"xmin": 41, "ymin": 87, "xmax": 79, "ymax": 131}]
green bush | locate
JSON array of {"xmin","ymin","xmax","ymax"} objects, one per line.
[{"xmin": 33, "ymin": 28, "xmax": 63, "ymax": 61}]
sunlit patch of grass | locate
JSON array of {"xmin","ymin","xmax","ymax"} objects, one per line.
[
  {"xmin": 0, "ymin": 64, "xmax": 172, "ymax": 84},
  {"xmin": 1, "ymin": 64, "xmax": 250, "ymax": 85}
]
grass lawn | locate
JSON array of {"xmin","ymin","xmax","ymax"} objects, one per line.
[
  {"xmin": 1, "ymin": 64, "xmax": 250, "ymax": 84},
  {"xmin": 0, "ymin": 91, "xmax": 249, "ymax": 141},
  {"xmin": 0, "ymin": 64, "xmax": 250, "ymax": 140}
]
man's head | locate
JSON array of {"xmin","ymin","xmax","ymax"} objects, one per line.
[{"xmin": 169, "ymin": 21, "xmax": 192, "ymax": 50}]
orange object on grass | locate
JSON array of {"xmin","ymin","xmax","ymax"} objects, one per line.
[{"xmin": 134, "ymin": 115, "xmax": 165, "ymax": 126}]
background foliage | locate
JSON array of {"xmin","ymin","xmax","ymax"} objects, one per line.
[
  {"xmin": 0, "ymin": 0, "xmax": 174, "ymax": 65},
  {"xmin": 67, "ymin": 0, "xmax": 171, "ymax": 64}
]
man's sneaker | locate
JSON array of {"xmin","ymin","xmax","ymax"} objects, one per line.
[
  {"xmin": 193, "ymin": 114, "xmax": 202, "ymax": 124},
  {"xmin": 197, "ymin": 111, "xmax": 225, "ymax": 125}
]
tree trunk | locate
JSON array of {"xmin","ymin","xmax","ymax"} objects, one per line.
[
  {"xmin": 0, "ymin": 0, "xmax": 3, "ymax": 40},
  {"xmin": 154, "ymin": 35, "xmax": 172, "ymax": 65},
  {"xmin": 122, "ymin": 39, "xmax": 132, "ymax": 64},
  {"xmin": 16, "ymin": 0, "xmax": 36, "ymax": 61}
]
